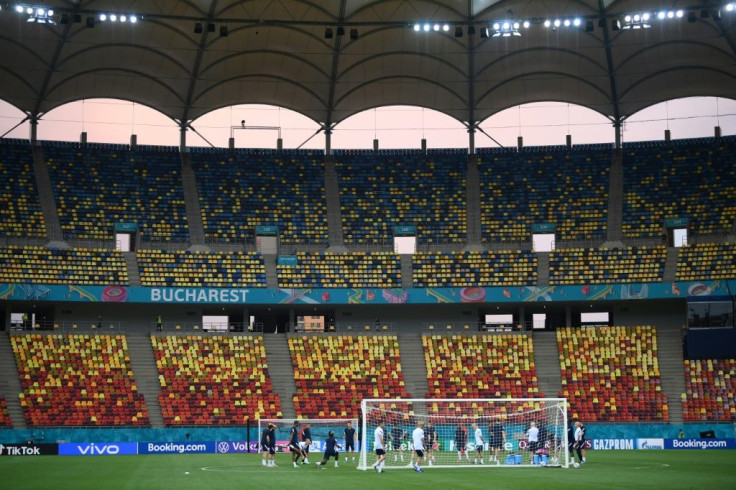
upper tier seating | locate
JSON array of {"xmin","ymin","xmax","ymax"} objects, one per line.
[
  {"xmin": 11, "ymin": 334, "xmax": 149, "ymax": 426},
  {"xmin": 413, "ymin": 250, "xmax": 537, "ymax": 287},
  {"xmin": 676, "ymin": 243, "xmax": 736, "ymax": 281},
  {"xmin": 334, "ymin": 151, "xmax": 467, "ymax": 243},
  {"xmin": 289, "ymin": 335, "xmax": 410, "ymax": 420},
  {"xmin": 557, "ymin": 326, "xmax": 668, "ymax": 422},
  {"xmin": 138, "ymin": 249, "xmax": 266, "ymax": 287},
  {"xmin": 0, "ymin": 393, "xmax": 11, "ymax": 427},
  {"xmin": 549, "ymin": 246, "xmax": 666, "ymax": 285},
  {"xmin": 277, "ymin": 251, "xmax": 401, "ymax": 288},
  {"xmin": 153, "ymin": 335, "xmax": 281, "ymax": 425},
  {"xmin": 623, "ymin": 137, "xmax": 736, "ymax": 238},
  {"xmin": 191, "ymin": 149, "xmax": 327, "ymax": 244},
  {"xmin": 45, "ymin": 143, "xmax": 188, "ymax": 241},
  {"xmin": 682, "ymin": 359, "xmax": 736, "ymax": 421},
  {"xmin": 0, "ymin": 139, "xmax": 45, "ymax": 237},
  {"xmin": 478, "ymin": 147, "xmax": 610, "ymax": 242},
  {"xmin": 0, "ymin": 246, "xmax": 128, "ymax": 285},
  {"xmin": 422, "ymin": 334, "xmax": 542, "ymax": 417}
]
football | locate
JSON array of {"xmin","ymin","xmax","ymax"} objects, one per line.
[{"xmin": 573, "ymin": 462, "xmax": 580, "ymax": 469}]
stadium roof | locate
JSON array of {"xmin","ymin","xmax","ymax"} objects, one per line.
[{"xmin": 1, "ymin": 0, "xmax": 735, "ymax": 130}]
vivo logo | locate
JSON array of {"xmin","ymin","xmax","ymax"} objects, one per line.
[{"xmin": 78, "ymin": 443, "xmax": 120, "ymax": 455}]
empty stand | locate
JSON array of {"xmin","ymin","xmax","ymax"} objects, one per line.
[
  {"xmin": 0, "ymin": 393, "xmax": 11, "ymax": 427},
  {"xmin": 0, "ymin": 139, "xmax": 45, "ymax": 237},
  {"xmin": 334, "ymin": 151, "xmax": 467, "ymax": 244},
  {"xmin": 422, "ymin": 334, "xmax": 542, "ymax": 416},
  {"xmin": 191, "ymin": 149, "xmax": 328, "ymax": 244},
  {"xmin": 44, "ymin": 143, "xmax": 189, "ymax": 241},
  {"xmin": 682, "ymin": 359, "xmax": 736, "ymax": 421},
  {"xmin": 11, "ymin": 334, "xmax": 149, "ymax": 426},
  {"xmin": 289, "ymin": 335, "xmax": 410, "ymax": 419},
  {"xmin": 277, "ymin": 251, "xmax": 401, "ymax": 288},
  {"xmin": 138, "ymin": 249, "xmax": 266, "ymax": 287},
  {"xmin": 623, "ymin": 137, "xmax": 736, "ymax": 238},
  {"xmin": 557, "ymin": 326, "xmax": 669, "ymax": 422},
  {"xmin": 153, "ymin": 335, "xmax": 281, "ymax": 425},
  {"xmin": 676, "ymin": 243, "xmax": 736, "ymax": 281},
  {"xmin": 0, "ymin": 246, "xmax": 128, "ymax": 285},
  {"xmin": 478, "ymin": 147, "xmax": 610, "ymax": 242},
  {"xmin": 549, "ymin": 246, "xmax": 666, "ymax": 285},
  {"xmin": 413, "ymin": 250, "xmax": 537, "ymax": 287}
]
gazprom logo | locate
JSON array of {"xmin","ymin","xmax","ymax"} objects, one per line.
[{"xmin": 637, "ymin": 438, "xmax": 664, "ymax": 450}]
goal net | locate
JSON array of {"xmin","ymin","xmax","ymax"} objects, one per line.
[
  {"xmin": 359, "ymin": 398, "xmax": 569, "ymax": 469},
  {"xmin": 258, "ymin": 418, "xmax": 358, "ymax": 454}
]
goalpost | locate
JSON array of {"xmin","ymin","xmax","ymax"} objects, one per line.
[
  {"xmin": 359, "ymin": 398, "xmax": 569, "ymax": 469},
  {"xmin": 258, "ymin": 417, "xmax": 358, "ymax": 454}
]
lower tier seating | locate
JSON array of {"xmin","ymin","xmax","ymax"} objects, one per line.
[
  {"xmin": 423, "ymin": 334, "xmax": 542, "ymax": 417},
  {"xmin": 153, "ymin": 335, "xmax": 281, "ymax": 425},
  {"xmin": 0, "ymin": 393, "xmax": 11, "ymax": 427},
  {"xmin": 289, "ymin": 335, "xmax": 410, "ymax": 420},
  {"xmin": 682, "ymin": 359, "xmax": 736, "ymax": 421},
  {"xmin": 11, "ymin": 334, "xmax": 148, "ymax": 426},
  {"xmin": 558, "ymin": 326, "xmax": 669, "ymax": 421}
]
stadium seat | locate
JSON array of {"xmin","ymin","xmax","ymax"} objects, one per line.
[
  {"xmin": 289, "ymin": 335, "xmax": 410, "ymax": 420},
  {"xmin": 549, "ymin": 246, "xmax": 666, "ymax": 285},
  {"xmin": 422, "ymin": 334, "xmax": 542, "ymax": 416},
  {"xmin": 413, "ymin": 250, "xmax": 538, "ymax": 287},
  {"xmin": 277, "ymin": 251, "xmax": 401, "ymax": 288},
  {"xmin": 334, "ymin": 151, "xmax": 467, "ymax": 244},
  {"xmin": 682, "ymin": 359, "xmax": 736, "ymax": 421},
  {"xmin": 676, "ymin": 243, "xmax": 736, "ymax": 281},
  {"xmin": 557, "ymin": 326, "xmax": 669, "ymax": 422},
  {"xmin": 138, "ymin": 249, "xmax": 266, "ymax": 287},
  {"xmin": 477, "ymin": 146, "xmax": 610, "ymax": 242},
  {"xmin": 0, "ymin": 139, "xmax": 45, "ymax": 237},
  {"xmin": 153, "ymin": 335, "xmax": 281, "ymax": 425},
  {"xmin": 0, "ymin": 393, "xmax": 11, "ymax": 427},
  {"xmin": 11, "ymin": 334, "xmax": 149, "ymax": 426}
]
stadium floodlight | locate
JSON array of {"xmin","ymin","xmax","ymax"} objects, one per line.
[
  {"xmin": 26, "ymin": 7, "xmax": 32, "ymax": 14},
  {"xmin": 130, "ymin": 15, "xmax": 138, "ymax": 23},
  {"xmin": 544, "ymin": 19, "xmax": 551, "ymax": 27},
  {"xmin": 493, "ymin": 22, "xmax": 500, "ymax": 30},
  {"xmin": 15, "ymin": 5, "xmax": 23, "ymax": 13},
  {"xmin": 110, "ymin": 14, "xmax": 117, "ymax": 22},
  {"xmin": 657, "ymin": 11, "xmax": 666, "ymax": 19},
  {"xmin": 433, "ymin": 23, "xmax": 440, "ymax": 31},
  {"xmin": 667, "ymin": 11, "xmax": 675, "ymax": 18},
  {"xmin": 423, "ymin": 23, "xmax": 430, "ymax": 31},
  {"xmin": 554, "ymin": 19, "xmax": 561, "ymax": 27},
  {"xmin": 623, "ymin": 12, "xmax": 652, "ymax": 29},
  {"xmin": 442, "ymin": 24, "xmax": 449, "ymax": 32},
  {"xmin": 99, "ymin": 13, "xmax": 107, "ymax": 21},
  {"xmin": 676, "ymin": 10, "xmax": 684, "ymax": 18},
  {"xmin": 573, "ymin": 18, "xmax": 581, "ymax": 27},
  {"xmin": 563, "ymin": 19, "xmax": 571, "ymax": 27},
  {"xmin": 413, "ymin": 24, "xmax": 420, "ymax": 31},
  {"xmin": 492, "ymin": 20, "xmax": 521, "ymax": 37},
  {"xmin": 523, "ymin": 20, "xmax": 530, "ymax": 28},
  {"xmin": 727, "ymin": 4, "xmax": 734, "ymax": 12},
  {"xmin": 20, "ymin": 5, "xmax": 56, "ymax": 24},
  {"xmin": 120, "ymin": 15, "xmax": 127, "ymax": 22}
]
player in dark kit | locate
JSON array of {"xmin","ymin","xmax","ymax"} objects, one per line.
[
  {"xmin": 390, "ymin": 426, "xmax": 406, "ymax": 462},
  {"xmin": 300, "ymin": 423, "xmax": 312, "ymax": 464},
  {"xmin": 488, "ymin": 419, "xmax": 506, "ymax": 464},
  {"xmin": 315, "ymin": 431, "xmax": 342, "ymax": 468},
  {"xmin": 425, "ymin": 422, "xmax": 437, "ymax": 465},
  {"xmin": 455, "ymin": 424, "xmax": 470, "ymax": 463},
  {"xmin": 289, "ymin": 420, "xmax": 306, "ymax": 468},
  {"xmin": 261, "ymin": 423, "xmax": 276, "ymax": 467},
  {"xmin": 344, "ymin": 421, "xmax": 357, "ymax": 463}
]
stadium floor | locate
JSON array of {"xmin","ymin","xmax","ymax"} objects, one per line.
[{"xmin": 1, "ymin": 451, "xmax": 734, "ymax": 489}]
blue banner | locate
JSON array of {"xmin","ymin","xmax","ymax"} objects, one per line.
[
  {"xmin": 59, "ymin": 442, "xmax": 138, "ymax": 456},
  {"xmin": 139, "ymin": 442, "xmax": 215, "ymax": 454},
  {"xmin": 664, "ymin": 438, "xmax": 736, "ymax": 450},
  {"xmin": 1, "ymin": 280, "xmax": 733, "ymax": 305},
  {"xmin": 215, "ymin": 441, "xmax": 252, "ymax": 454}
]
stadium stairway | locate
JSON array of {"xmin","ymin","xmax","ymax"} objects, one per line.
[
  {"xmin": 536, "ymin": 252, "xmax": 550, "ymax": 286},
  {"xmin": 531, "ymin": 331, "xmax": 562, "ymax": 403},
  {"xmin": 663, "ymin": 247, "xmax": 678, "ymax": 282},
  {"xmin": 400, "ymin": 255, "xmax": 413, "ymax": 288},
  {"xmin": 606, "ymin": 149, "xmax": 623, "ymax": 241},
  {"xmin": 396, "ymin": 332, "xmax": 429, "ymax": 416},
  {"xmin": 123, "ymin": 252, "xmax": 141, "ymax": 286},
  {"xmin": 655, "ymin": 328, "xmax": 686, "ymax": 424},
  {"xmin": 262, "ymin": 335, "xmax": 297, "ymax": 419},
  {"xmin": 0, "ymin": 333, "xmax": 26, "ymax": 428},
  {"xmin": 466, "ymin": 156, "xmax": 482, "ymax": 245},
  {"xmin": 125, "ymin": 333, "xmax": 164, "ymax": 427},
  {"xmin": 262, "ymin": 255, "xmax": 278, "ymax": 288},
  {"xmin": 179, "ymin": 152, "xmax": 205, "ymax": 245},
  {"xmin": 324, "ymin": 159, "xmax": 344, "ymax": 247},
  {"xmin": 31, "ymin": 144, "xmax": 62, "ymax": 240}
]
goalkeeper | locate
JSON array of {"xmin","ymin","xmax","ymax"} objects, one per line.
[{"xmin": 315, "ymin": 431, "xmax": 342, "ymax": 469}]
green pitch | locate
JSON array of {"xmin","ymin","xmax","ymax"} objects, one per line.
[{"xmin": 1, "ymin": 451, "xmax": 735, "ymax": 489}]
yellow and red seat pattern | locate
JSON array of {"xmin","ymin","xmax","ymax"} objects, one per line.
[
  {"xmin": 682, "ymin": 359, "xmax": 736, "ymax": 421},
  {"xmin": 289, "ymin": 335, "xmax": 410, "ymax": 420},
  {"xmin": 153, "ymin": 335, "xmax": 281, "ymax": 425},
  {"xmin": 0, "ymin": 393, "xmax": 11, "ymax": 427},
  {"xmin": 422, "ymin": 334, "xmax": 542, "ymax": 417},
  {"xmin": 11, "ymin": 334, "xmax": 148, "ymax": 426},
  {"xmin": 557, "ymin": 326, "xmax": 668, "ymax": 422}
]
